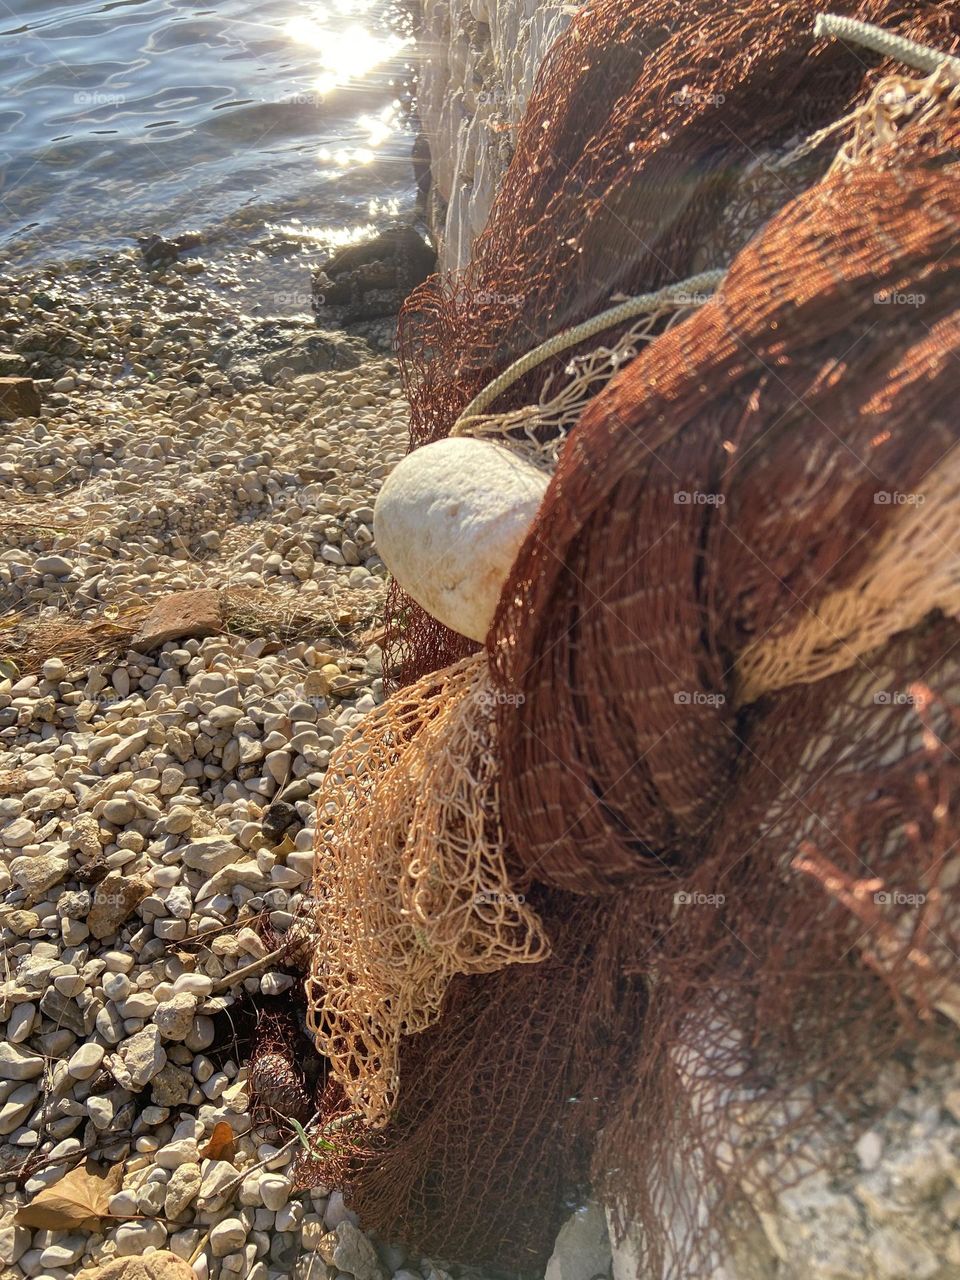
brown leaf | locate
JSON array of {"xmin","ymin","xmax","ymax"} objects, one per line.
[
  {"xmin": 199, "ymin": 1121, "xmax": 236, "ymax": 1163},
  {"xmin": 16, "ymin": 1158, "xmax": 123, "ymax": 1232}
]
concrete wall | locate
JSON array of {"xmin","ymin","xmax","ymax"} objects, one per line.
[{"xmin": 416, "ymin": 0, "xmax": 576, "ymax": 272}]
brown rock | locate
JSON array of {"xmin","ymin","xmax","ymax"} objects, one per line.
[
  {"xmin": 87, "ymin": 872, "xmax": 148, "ymax": 940},
  {"xmin": 0, "ymin": 377, "xmax": 41, "ymax": 420},
  {"xmin": 133, "ymin": 589, "xmax": 222, "ymax": 651},
  {"xmin": 77, "ymin": 1251, "xmax": 196, "ymax": 1280}
]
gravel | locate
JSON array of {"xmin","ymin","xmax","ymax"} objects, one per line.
[{"xmin": 0, "ymin": 256, "xmax": 463, "ymax": 1280}]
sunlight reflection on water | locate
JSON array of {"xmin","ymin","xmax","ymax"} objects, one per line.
[{"xmin": 0, "ymin": 0, "xmax": 417, "ymax": 270}]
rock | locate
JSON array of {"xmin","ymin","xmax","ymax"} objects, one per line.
[
  {"xmin": 312, "ymin": 224, "xmax": 436, "ymax": 321},
  {"xmin": 258, "ymin": 1171, "xmax": 292, "ymax": 1211},
  {"xmin": 41, "ymin": 656, "xmax": 68, "ymax": 681},
  {"xmin": 0, "ymin": 1042, "xmax": 44, "ymax": 1080},
  {"xmin": 374, "ymin": 437, "xmax": 549, "ymax": 643},
  {"xmin": 7, "ymin": 1002, "xmax": 36, "ymax": 1042},
  {"xmin": 164, "ymin": 1162, "xmax": 202, "ymax": 1218},
  {"xmin": 32, "ymin": 553, "xmax": 74, "ymax": 576},
  {"xmin": 103, "ymin": 729, "xmax": 150, "ymax": 768},
  {"xmin": 260, "ymin": 972, "xmax": 295, "ymax": 995},
  {"xmin": 0, "ymin": 1218, "xmax": 30, "ymax": 1265},
  {"xmin": 2, "ymin": 907, "xmax": 40, "ymax": 936},
  {"xmin": 324, "ymin": 1189, "xmax": 359, "ymax": 1230},
  {"xmin": 153, "ymin": 993, "xmax": 198, "ymax": 1041},
  {"xmin": 10, "ymin": 848, "xmax": 70, "ymax": 898},
  {"xmin": 180, "ymin": 836, "xmax": 238, "ymax": 872},
  {"xmin": 87, "ymin": 873, "xmax": 148, "ymax": 938},
  {"xmin": 545, "ymin": 1202, "xmax": 612, "ymax": 1280},
  {"xmin": 138, "ymin": 234, "xmax": 181, "ymax": 268},
  {"xmin": 210, "ymin": 1217, "xmax": 248, "ymax": 1257},
  {"xmin": 156, "ymin": 1137, "xmax": 199, "ymax": 1169},
  {"xmin": 103, "ymin": 797, "xmax": 138, "ymax": 823},
  {"xmin": 67, "ymin": 1042, "xmax": 106, "ymax": 1080},
  {"xmin": 112, "ymin": 1026, "xmax": 167, "ymax": 1090},
  {"xmin": 0, "ymin": 375, "xmax": 41, "ymax": 419},
  {"xmin": 197, "ymin": 1158, "xmax": 239, "ymax": 1212},
  {"xmin": 76, "ymin": 1252, "xmax": 196, "ymax": 1280},
  {"xmin": 66, "ymin": 813, "xmax": 104, "ymax": 858},
  {"xmin": 133, "ymin": 590, "xmax": 222, "ymax": 651},
  {"xmin": 150, "ymin": 1062, "xmax": 194, "ymax": 1107},
  {"xmin": 318, "ymin": 1223, "xmax": 384, "ymax": 1280},
  {"xmin": 113, "ymin": 1220, "xmax": 170, "ymax": 1254},
  {"xmin": 1, "ymin": 815, "xmax": 35, "ymax": 847},
  {"xmin": 262, "ymin": 800, "xmax": 298, "ymax": 843},
  {"xmin": 258, "ymin": 330, "xmax": 364, "ymax": 383},
  {"xmin": 41, "ymin": 1236, "xmax": 86, "ymax": 1267},
  {"xmin": 40, "ymin": 986, "xmax": 91, "ymax": 1036}
]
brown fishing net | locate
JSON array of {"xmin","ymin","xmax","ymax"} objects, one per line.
[
  {"xmin": 307, "ymin": 889, "xmax": 648, "ymax": 1271},
  {"xmin": 297, "ymin": 2, "xmax": 960, "ymax": 1275},
  {"xmin": 385, "ymin": 0, "xmax": 960, "ymax": 690},
  {"xmin": 305, "ymin": 653, "xmax": 548, "ymax": 1127},
  {"xmin": 492, "ymin": 128, "xmax": 960, "ymax": 894}
]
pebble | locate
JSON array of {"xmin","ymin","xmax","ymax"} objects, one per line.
[
  {"xmin": 113, "ymin": 1026, "xmax": 167, "ymax": 1089},
  {"xmin": 154, "ymin": 993, "xmax": 198, "ymax": 1041},
  {"xmin": 0, "ymin": 1043, "xmax": 45, "ymax": 1080},
  {"xmin": 259, "ymin": 1172, "xmax": 293, "ymax": 1211},
  {"xmin": 67, "ymin": 1042, "xmax": 106, "ymax": 1079},
  {"xmin": 0, "ymin": 252, "xmax": 405, "ymax": 1280},
  {"xmin": 210, "ymin": 1218, "xmax": 248, "ymax": 1257}
]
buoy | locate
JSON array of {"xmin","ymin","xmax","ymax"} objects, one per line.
[{"xmin": 374, "ymin": 437, "xmax": 549, "ymax": 643}]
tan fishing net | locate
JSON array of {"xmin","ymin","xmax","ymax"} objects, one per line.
[
  {"xmin": 304, "ymin": 653, "xmax": 548, "ymax": 1127},
  {"xmin": 291, "ymin": 1, "xmax": 960, "ymax": 1274}
]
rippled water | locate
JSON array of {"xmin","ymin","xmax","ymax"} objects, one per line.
[{"xmin": 0, "ymin": 0, "xmax": 416, "ymax": 271}]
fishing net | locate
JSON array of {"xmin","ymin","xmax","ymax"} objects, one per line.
[
  {"xmin": 305, "ymin": 653, "xmax": 548, "ymax": 1128},
  {"xmin": 298, "ymin": 3, "xmax": 960, "ymax": 1274},
  {"xmin": 385, "ymin": 0, "xmax": 960, "ymax": 690},
  {"xmin": 492, "ymin": 111, "xmax": 960, "ymax": 894},
  {"xmin": 307, "ymin": 889, "xmax": 648, "ymax": 1271}
]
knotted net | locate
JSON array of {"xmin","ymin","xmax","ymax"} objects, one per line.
[
  {"xmin": 305, "ymin": 653, "xmax": 548, "ymax": 1127},
  {"xmin": 385, "ymin": 0, "xmax": 960, "ymax": 689},
  {"xmin": 298, "ymin": 2, "xmax": 960, "ymax": 1274}
]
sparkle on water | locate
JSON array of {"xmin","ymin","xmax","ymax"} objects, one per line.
[{"xmin": 0, "ymin": 0, "xmax": 417, "ymax": 274}]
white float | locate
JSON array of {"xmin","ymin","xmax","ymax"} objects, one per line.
[{"xmin": 373, "ymin": 436, "xmax": 550, "ymax": 643}]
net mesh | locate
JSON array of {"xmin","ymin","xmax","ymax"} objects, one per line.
[
  {"xmin": 300, "ymin": 2, "xmax": 960, "ymax": 1274},
  {"xmin": 384, "ymin": 0, "xmax": 960, "ymax": 690},
  {"xmin": 305, "ymin": 654, "xmax": 549, "ymax": 1128}
]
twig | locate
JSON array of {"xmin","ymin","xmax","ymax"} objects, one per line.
[{"xmin": 211, "ymin": 945, "xmax": 290, "ymax": 993}]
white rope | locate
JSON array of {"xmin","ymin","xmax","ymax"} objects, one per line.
[
  {"xmin": 453, "ymin": 269, "xmax": 726, "ymax": 431},
  {"xmin": 815, "ymin": 14, "xmax": 960, "ymax": 83}
]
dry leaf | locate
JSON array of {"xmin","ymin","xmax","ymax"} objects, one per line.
[
  {"xmin": 16, "ymin": 1159, "xmax": 122, "ymax": 1232},
  {"xmin": 200, "ymin": 1121, "xmax": 236, "ymax": 1163},
  {"xmin": 271, "ymin": 834, "xmax": 297, "ymax": 857}
]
